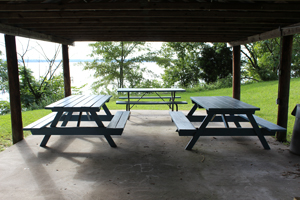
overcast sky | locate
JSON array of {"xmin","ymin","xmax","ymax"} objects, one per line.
[{"xmin": 0, "ymin": 34, "xmax": 163, "ymax": 62}]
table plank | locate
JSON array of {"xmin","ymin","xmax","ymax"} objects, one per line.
[
  {"xmin": 45, "ymin": 95, "xmax": 84, "ymax": 109},
  {"xmin": 92, "ymin": 95, "xmax": 112, "ymax": 108},
  {"xmin": 190, "ymin": 96, "xmax": 259, "ymax": 114},
  {"xmin": 117, "ymin": 88, "xmax": 186, "ymax": 93}
]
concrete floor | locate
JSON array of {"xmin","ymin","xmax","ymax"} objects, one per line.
[{"xmin": 0, "ymin": 110, "xmax": 300, "ymax": 200}]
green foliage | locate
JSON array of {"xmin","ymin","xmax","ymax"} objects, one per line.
[
  {"xmin": 157, "ymin": 42, "xmax": 232, "ymax": 87},
  {"xmin": 0, "ymin": 51, "xmax": 8, "ymax": 91},
  {"xmin": 84, "ymin": 41, "xmax": 160, "ymax": 94},
  {"xmin": 157, "ymin": 42, "xmax": 203, "ymax": 87},
  {"xmin": 187, "ymin": 75, "xmax": 232, "ymax": 92},
  {"xmin": 0, "ymin": 109, "xmax": 51, "ymax": 151},
  {"xmin": 242, "ymin": 34, "xmax": 300, "ymax": 81},
  {"xmin": 19, "ymin": 66, "xmax": 64, "ymax": 109},
  {"xmin": 199, "ymin": 43, "xmax": 232, "ymax": 83},
  {"xmin": 0, "ymin": 101, "xmax": 10, "ymax": 115}
]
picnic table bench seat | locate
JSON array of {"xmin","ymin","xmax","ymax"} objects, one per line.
[
  {"xmin": 23, "ymin": 110, "xmax": 130, "ymax": 147},
  {"xmin": 116, "ymin": 101, "xmax": 187, "ymax": 111},
  {"xmin": 169, "ymin": 111, "xmax": 196, "ymax": 136},
  {"xmin": 23, "ymin": 112, "xmax": 57, "ymax": 131},
  {"xmin": 119, "ymin": 96, "xmax": 181, "ymax": 99},
  {"xmin": 238, "ymin": 114, "xmax": 286, "ymax": 135},
  {"xmin": 169, "ymin": 111, "xmax": 286, "ymax": 137}
]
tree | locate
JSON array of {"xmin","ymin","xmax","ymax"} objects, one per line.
[
  {"xmin": 199, "ymin": 43, "xmax": 232, "ymax": 83},
  {"xmin": 84, "ymin": 41, "xmax": 159, "ymax": 94},
  {"xmin": 156, "ymin": 42, "xmax": 203, "ymax": 87},
  {"xmin": 241, "ymin": 34, "xmax": 300, "ymax": 81},
  {"xmin": 18, "ymin": 40, "xmax": 64, "ymax": 108},
  {"xmin": 157, "ymin": 42, "xmax": 232, "ymax": 87},
  {"xmin": 0, "ymin": 51, "xmax": 8, "ymax": 91}
]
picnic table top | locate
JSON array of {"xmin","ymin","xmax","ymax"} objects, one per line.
[
  {"xmin": 190, "ymin": 96, "xmax": 260, "ymax": 113},
  {"xmin": 117, "ymin": 88, "xmax": 186, "ymax": 93},
  {"xmin": 45, "ymin": 95, "xmax": 112, "ymax": 112}
]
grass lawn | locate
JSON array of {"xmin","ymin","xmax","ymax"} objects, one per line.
[{"xmin": 1, "ymin": 78, "xmax": 299, "ymax": 151}]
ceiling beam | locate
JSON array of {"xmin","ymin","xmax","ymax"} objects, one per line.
[
  {"xmin": 1, "ymin": 2, "xmax": 300, "ymax": 12},
  {"xmin": 0, "ymin": 23, "xmax": 74, "ymax": 45},
  {"xmin": 1, "ymin": 18, "xmax": 297, "ymax": 25},
  {"xmin": 0, "ymin": 10, "xmax": 300, "ymax": 19},
  {"xmin": 229, "ymin": 23, "xmax": 300, "ymax": 46},
  {"xmin": 16, "ymin": 22, "xmax": 277, "ymax": 29}
]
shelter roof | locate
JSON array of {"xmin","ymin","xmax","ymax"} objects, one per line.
[{"xmin": 1, "ymin": 0, "xmax": 300, "ymax": 45}]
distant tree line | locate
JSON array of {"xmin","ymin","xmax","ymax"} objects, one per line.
[{"xmin": 1, "ymin": 34, "xmax": 300, "ymax": 112}]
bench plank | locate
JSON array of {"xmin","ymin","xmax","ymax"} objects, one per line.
[
  {"xmin": 238, "ymin": 114, "xmax": 286, "ymax": 132},
  {"xmin": 119, "ymin": 96, "xmax": 181, "ymax": 99},
  {"xmin": 116, "ymin": 101, "xmax": 187, "ymax": 105},
  {"xmin": 107, "ymin": 111, "xmax": 130, "ymax": 129},
  {"xmin": 169, "ymin": 111, "xmax": 196, "ymax": 131},
  {"xmin": 23, "ymin": 112, "xmax": 57, "ymax": 130}
]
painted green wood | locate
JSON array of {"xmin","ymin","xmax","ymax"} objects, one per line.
[
  {"xmin": 238, "ymin": 114, "xmax": 286, "ymax": 132},
  {"xmin": 190, "ymin": 96, "xmax": 260, "ymax": 114},
  {"xmin": 117, "ymin": 88, "xmax": 186, "ymax": 93},
  {"xmin": 107, "ymin": 111, "xmax": 130, "ymax": 129},
  {"xmin": 23, "ymin": 112, "xmax": 57, "ymax": 130},
  {"xmin": 116, "ymin": 101, "xmax": 187, "ymax": 105},
  {"xmin": 119, "ymin": 96, "xmax": 181, "ymax": 99},
  {"xmin": 169, "ymin": 111, "xmax": 196, "ymax": 131},
  {"xmin": 25, "ymin": 95, "xmax": 128, "ymax": 148},
  {"xmin": 31, "ymin": 127, "xmax": 124, "ymax": 135},
  {"xmin": 182, "ymin": 96, "xmax": 278, "ymax": 150},
  {"xmin": 178, "ymin": 128, "xmax": 276, "ymax": 136}
]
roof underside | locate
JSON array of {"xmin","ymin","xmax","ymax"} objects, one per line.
[{"xmin": 1, "ymin": 0, "xmax": 300, "ymax": 45}]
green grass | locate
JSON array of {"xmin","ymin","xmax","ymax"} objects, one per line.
[
  {"xmin": 1, "ymin": 78, "xmax": 299, "ymax": 151},
  {"xmin": 0, "ymin": 109, "xmax": 51, "ymax": 151}
]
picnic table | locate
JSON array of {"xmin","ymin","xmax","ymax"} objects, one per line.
[
  {"xmin": 117, "ymin": 88, "xmax": 187, "ymax": 111},
  {"xmin": 23, "ymin": 95, "xmax": 130, "ymax": 147},
  {"xmin": 170, "ymin": 96, "xmax": 286, "ymax": 150}
]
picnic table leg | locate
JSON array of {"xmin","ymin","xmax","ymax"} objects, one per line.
[
  {"xmin": 77, "ymin": 112, "xmax": 82, "ymax": 127},
  {"xmin": 102, "ymin": 104, "xmax": 112, "ymax": 117},
  {"xmin": 185, "ymin": 112, "xmax": 214, "ymax": 150},
  {"xmin": 231, "ymin": 114, "xmax": 242, "ymax": 128},
  {"xmin": 104, "ymin": 135, "xmax": 117, "ymax": 147},
  {"xmin": 127, "ymin": 92, "xmax": 130, "ymax": 111},
  {"xmin": 246, "ymin": 114, "xmax": 271, "ymax": 150},
  {"xmin": 61, "ymin": 111, "xmax": 73, "ymax": 126},
  {"xmin": 40, "ymin": 135, "xmax": 51, "ymax": 147},
  {"xmin": 50, "ymin": 111, "xmax": 64, "ymax": 127},
  {"xmin": 187, "ymin": 104, "xmax": 198, "ymax": 116},
  {"xmin": 39, "ymin": 111, "xmax": 65, "ymax": 147},
  {"xmin": 221, "ymin": 114, "xmax": 229, "ymax": 128},
  {"xmin": 90, "ymin": 110, "xmax": 117, "ymax": 147}
]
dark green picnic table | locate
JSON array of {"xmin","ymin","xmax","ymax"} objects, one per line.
[
  {"xmin": 24, "ymin": 95, "xmax": 130, "ymax": 148},
  {"xmin": 117, "ymin": 88, "xmax": 187, "ymax": 111},
  {"xmin": 170, "ymin": 96, "xmax": 286, "ymax": 150}
]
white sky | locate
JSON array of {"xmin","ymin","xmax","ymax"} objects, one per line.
[
  {"xmin": 0, "ymin": 34, "xmax": 163, "ymax": 60},
  {"xmin": 0, "ymin": 34, "xmax": 164, "ymax": 95}
]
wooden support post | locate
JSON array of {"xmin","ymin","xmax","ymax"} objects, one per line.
[
  {"xmin": 232, "ymin": 45, "xmax": 241, "ymax": 100},
  {"xmin": 62, "ymin": 44, "xmax": 71, "ymax": 97},
  {"xmin": 277, "ymin": 35, "xmax": 293, "ymax": 142},
  {"xmin": 4, "ymin": 35, "xmax": 23, "ymax": 144}
]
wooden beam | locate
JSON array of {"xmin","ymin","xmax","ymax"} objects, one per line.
[
  {"xmin": 232, "ymin": 45, "xmax": 241, "ymax": 100},
  {"xmin": 18, "ymin": 23, "xmax": 276, "ymax": 30},
  {"xmin": 277, "ymin": 35, "xmax": 293, "ymax": 142},
  {"xmin": 229, "ymin": 23, "xmax": 300, "ymax": 46},
  {"xmin": 62, "ymin": 44, "xmax": 71, "ymax": 97},
  {"xmin": 0, "ymin": 23, "xmax": 74, "ymax": 45},
  {"xmin": 4, "ymin": 34, "xmax": 23, "ymax": 144},
  {"xmin": 0, "ymin": 10, "xmax": 299, "ymax": 20},
  {"xmin": 1, "ymin": 2, "xmax": 300, "ymax": 12},
  {"xmin": 3, "ymin": 17, "xmax": 296, "ymax": 25}
]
